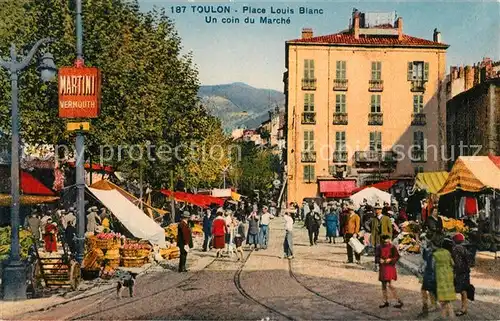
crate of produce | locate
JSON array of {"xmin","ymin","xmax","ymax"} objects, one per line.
[
  {"xmin": 121, "ymin": 256, "xmax": 148, "ymax": 268},
  {"xmin": 120, "ymin": 248, "xmax": 139, "ymax": 257},
  {"xmin": 103, "ymin": 258, "xmax": 120, "ymax": 269}
]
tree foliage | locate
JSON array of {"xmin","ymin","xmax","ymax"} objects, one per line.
[
  {"xmin": 0, "ymin": 0, "xmax": 224, "ymax": 189},
  {"xmin": 230, "ymin": 141, "xmax": 279, "ymax": 196}
]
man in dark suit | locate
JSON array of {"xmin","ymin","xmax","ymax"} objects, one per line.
[{"xmin": 177, "ymin": 211, "xmax": 193, "ymax": 272}]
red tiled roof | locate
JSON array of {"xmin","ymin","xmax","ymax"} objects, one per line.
[{"xmin": 288, "ymin": 32, "xmax": 448, "ymax": 48}]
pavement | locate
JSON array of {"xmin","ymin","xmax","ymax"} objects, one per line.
[{"xmin": 1, "ymin": 219, "xmax": 499, "ymax": 320}]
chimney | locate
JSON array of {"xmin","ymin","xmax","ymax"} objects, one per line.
[
  {"xmin": 433, "ymin": 28, "xmax": 441, "ymax": 43},
  {"xmin": 450, "ymin": 66, "xmax": 458, "ymax": 80},
  {"xmin": 396, "ymin": 17, "xmax": 403, "ymax": 40},
  {"xmin": 301, "ymin": 28, "xmax": 313, "ymax": 40},
  {"xmin": 458, "ymin": 66, "xmax": 464, "ymax": 78},
  {"xmin": 353, "ymin": 11, "xmax": 360, "ymax": 39},
  {"xmin": 464, "ymin": 65, "xmax": 474, "ymax": 90}
]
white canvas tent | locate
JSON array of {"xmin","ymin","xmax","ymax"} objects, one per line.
[
  {"xmin": 88, "ymin": 187, "xmax": 166, "ymax": 247},
  {"xmin": 350, "ymin": 187, "xmax": 391, "ymax": 209}
]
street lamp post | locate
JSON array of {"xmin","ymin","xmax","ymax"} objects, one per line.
[{"xmin": 0, "ymin": 39, "xmax": 56, "ymax": 300}]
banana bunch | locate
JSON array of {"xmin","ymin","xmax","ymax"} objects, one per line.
[
  {"xmin": 164, "ymin": 223, "xmax": 178, "ymax": 241},
  {"xmin": 0, "ymin": 226, "xmax": 34, "ymax": 260},
  {"xmin": 441, "ymin": 216, "xmax": 467, "ymax": 233}
]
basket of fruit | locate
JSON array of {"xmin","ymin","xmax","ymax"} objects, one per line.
[
  {"xmin": 95, "ymin": 232, "xmax": 122, "ymax": 249},
  {"xmin": 121, "ymin": 240, "xmax": 152, "ymax": 257},
  {"xmin": 121, "ymin": 256, "xmax": 148, "ymax": 268}
]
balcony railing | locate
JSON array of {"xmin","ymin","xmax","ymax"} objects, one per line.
[
  {"xmin": 332, "ymin": 150, "xmax": 348, "ymax": 163},
  {"xmin": 411, "ymin": 113, "xmax": 426, "ymax": 126},
  {"xmin": 301, "ymin": 151, "xmax": 317, "ymax": 163},
  {"xmin": 332, "ymin": 112, "xmax": 348, "ymax": 125},
  {"xmin": 301, "ymin": 78, "xmax": 317, "ymax": 90},
  {"xmin": 333, "ymin": 79, "xmax": 348, "ymax": 91},
  {"xmin": 368, "ymin": 112, "xmax": 383, "ymax": 125},
  {"xmin": 411, "ymin": 80, "xmax": 426, "ymax": 92},
  {"xmin": 368, "ymin": 79, "xmax": 384, "ymax": 92},
  {"xmin": 411, "ymin": 149, "xmax": 427, "ymax": 163},
  {"xmin": 355, "ymin": 151, "xmax": 398, "ymax": 164},
  {"xmin": 301, "ymin": 112, "xmax": 316, "ymax": 124}
]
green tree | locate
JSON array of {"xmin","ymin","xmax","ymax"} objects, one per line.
[{"xmin": 0, "ymin": 0, "xmax": 222, "ymax": 189}]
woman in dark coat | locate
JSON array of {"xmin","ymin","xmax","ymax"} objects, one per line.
[
  {"xmin": 452, "ymin": 233, "xmax": 472, "ymax": 316},
  {"xmin": 419, "ymin": 237, "xmax": 437, "ymax": 317},
  {"xmin": 376, "ymin": 234, "xmax": 403, "ymax": 309}
]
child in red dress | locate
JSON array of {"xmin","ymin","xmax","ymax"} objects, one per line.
[{"xmin": 376, "ymin": 234, "xmax": 403, "ymax": 308}]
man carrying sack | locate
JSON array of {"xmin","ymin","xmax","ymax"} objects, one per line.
[{"xmin": 344, "ymin": 204, "xmax": 361, "ymax": 264}]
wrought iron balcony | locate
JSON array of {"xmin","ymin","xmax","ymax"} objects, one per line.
[
  {"xmin": 411, "ymin": 149, "xmax": 426, "ymax": 163},
  {"xmin": 301, "ymin": 151, "xmax": 316, "ymax": 163},
  {"xmin": 368, "ymin": 112, "xmax": 383, "ymax": 126},
  {"xmin": 355, "ymin": 151, "xmax": 398, "ymax": 164},
  {"xmin": 411, "ymin": 113, "xmax": 426, "ymax": 126},
  {"xmin": 301, "ymin": 112, "xmax": 316, "ymax": 124},
  {"xmin": 368, "ymin": 80, "xmax": 384, "ymax": 92},
  {"xmin": 332, "ymin": 150, "xmax": 348, "ymax": 163},
  {"xmin": 411, "ymin": 80, "xmax": 426, "ymax": 92},
  {"xmin": 301, "ymin": 78, "xmax": 317, "ymax": 90},
  {"xmin": 333, "ymin": 79, "xmax": 348, "ymax": 91},
  {"xmin": 332, "ymin": 112, "xmax": 348, "ymax": 125}
]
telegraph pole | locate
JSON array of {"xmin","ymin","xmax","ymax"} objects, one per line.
[{"xmin": 75, "ymin": 0, "xmax": 86, "ymax": 264}]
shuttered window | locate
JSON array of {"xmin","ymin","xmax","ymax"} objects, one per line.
[
  {"xmin": 303, "ymin": 165, "xmax": 315, "ymax": 182},
  {"xmin": 335, "ymin": 94, "xmax": 346, "ymax": 113},
  {"xmin": 371, "ymin": 61, "xmax": 382, "ymax": 80},
  {"xmin": 369, "ymin": 131, "xmax": 382, "ymax": 151},
  {"xmin": 336, "ymin": 61, "xmax": 346, "ymax": 79},
  {"xmin": 413, "ymin": 95, "xmax": 424, "ymax": 113},
  {"xmin": 304, "ymin": 130, "xmax": 314, "ymax": 151},
  {"xmin": 370, "ymin": 95, "xmax": 381, "ymax": 113},
  {"xmin": 335, "ymin": 131, "xmax": 346, "ymax": 151},
  {"xmin": 304, "ymin": 93, "xmax": 315, "ymax": 112},
  {"xmin": 304, "ymin": 59, "xmax": 315, "ymax": 79}
]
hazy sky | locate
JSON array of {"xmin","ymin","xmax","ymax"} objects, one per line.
[{"xmin": 138, "ymin": 0, "xmax": 499, "ymax": 91}]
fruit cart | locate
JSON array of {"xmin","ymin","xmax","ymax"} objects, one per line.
[{"xmin": 33, "ymin": 242, "xmax": 81, "ymax": 291}]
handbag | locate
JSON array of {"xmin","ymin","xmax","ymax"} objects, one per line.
[
  {"xmin": 467, "ymin": 284, "xmax": 475, "ymax": 301},
  {"xmin": 349, "ymin": 236, "xmax": 365, "ymax": 254}
]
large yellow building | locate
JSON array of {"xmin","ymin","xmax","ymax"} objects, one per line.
[{"xmin": 284, "ymin": 10, "xmax": 449, "ymax": 204}]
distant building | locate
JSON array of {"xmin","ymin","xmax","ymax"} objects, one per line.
[
  {"xmin": 446, "ymin": 58, "xmax": 500, "ymax": 165},
  {"xmin": 284, "ymin": 9, "xmax": 449, "ymax": 204}
]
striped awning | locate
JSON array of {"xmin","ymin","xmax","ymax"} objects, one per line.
[
  {"xmin": 414, "ymin": 172, "xmax": 449, "ymax": 194},
  {"xmin": 439, "ymin": 156, "xmax": 500, "ymax": 195}
]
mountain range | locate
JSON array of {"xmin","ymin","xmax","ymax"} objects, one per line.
[{"xmin": 198, "ymin": 82, "xmax": 285, "ymax": 131}]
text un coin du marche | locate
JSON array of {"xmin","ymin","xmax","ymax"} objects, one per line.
[{"xmin": 170, "ymin": 5, "xmax": 324, "ymax": 25}]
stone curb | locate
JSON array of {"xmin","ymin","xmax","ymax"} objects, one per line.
[{"xmin": 397, "ymin": 256, "xmax": 500, "ymax": 296}]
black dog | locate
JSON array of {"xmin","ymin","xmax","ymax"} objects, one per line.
[{"xmin": 116, "ymin": 271, "xmax": 138, "ymax": 299}]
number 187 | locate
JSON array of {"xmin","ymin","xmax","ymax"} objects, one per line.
[{"xmin": 171, "ymin": 6, "xmax": 186, "ymax": 13}]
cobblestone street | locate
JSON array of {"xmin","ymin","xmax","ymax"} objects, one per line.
[{"xmin": 8, "ymin": 219, "xmax": 500, "ymax": 320}]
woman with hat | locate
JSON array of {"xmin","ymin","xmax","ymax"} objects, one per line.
[
  {"xmin": 452, "ymin": 233, "xmax": 472, "ymax": 316},
  {"xmin": 43, "ymin": 218, "xmax": 58, "ymax": 253},
  {"xmin": 324, "ymin": 202, "xmax": 339, "ymax": 244},
  {"xmin": 432, "ymin": 236, "xmax": 456, "ymax": 319},
  {"xmin": 211, "ymin": 208, "xmax": 227, "ymax": 258},
  {"xmin": 418, "ymin": 234, "xmax": 438, "ymax": 317}
]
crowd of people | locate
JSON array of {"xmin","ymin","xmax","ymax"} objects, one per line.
[{"xmin": 23, "ymin": 205, "xmax": 114, "ymax": 255}]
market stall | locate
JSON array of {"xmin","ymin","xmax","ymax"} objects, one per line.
[
  {"xmin": 350, "ymin": 187, "xmax": 391, "ymax": 209},
  {"xmin": 161, "ymin": 190, "xmax": 224, "ymax": 208},
  {"xmin": 88, "ymin": 187, "xmax": 166, "ymax": 247},
  {"xmin": 90, "ymin": 180, "xmax": 167, "ymax": 222},
  {"xmin": 438, "ymin": 156, "xmax": 500, "ymax": 255}
]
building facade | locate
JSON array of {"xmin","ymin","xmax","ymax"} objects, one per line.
[
  {"xmin": 445, "ymin": 58, "xmax": 500, "ymax": 166},
  {"xmin": 284, "ymin": 9, "xmax": 449, "ymax": 204}
]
